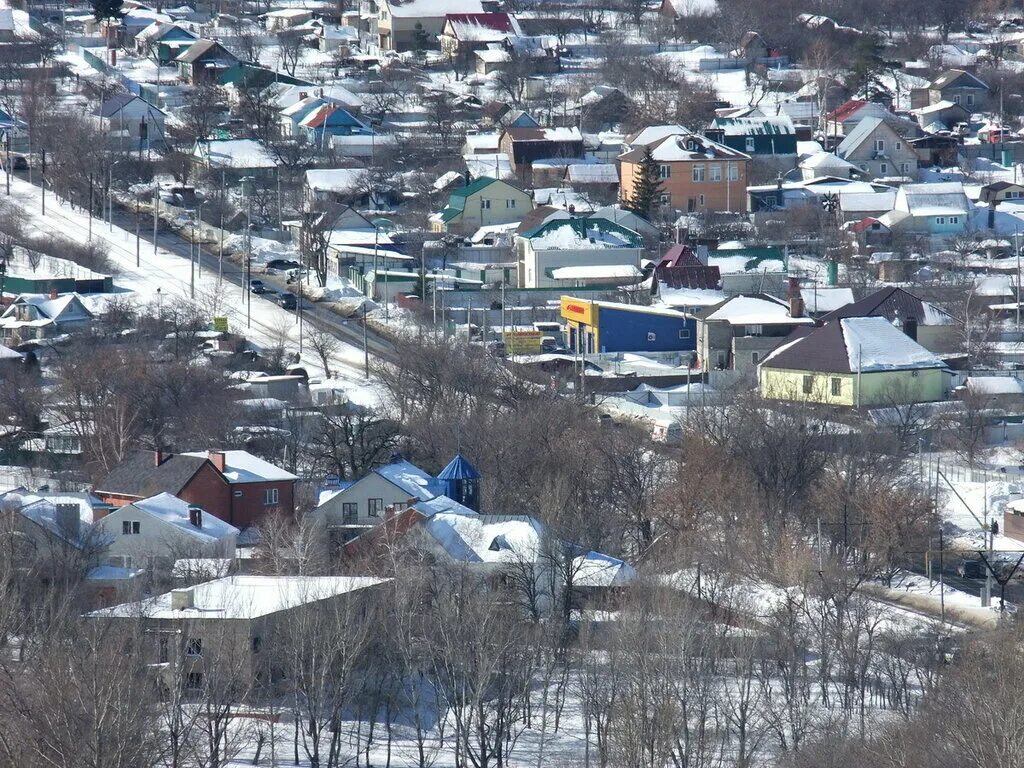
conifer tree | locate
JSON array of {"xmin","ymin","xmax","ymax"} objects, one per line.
[
  {"xmin": 91, "ymin": 0, "xmax": 125, "ymax": 21},
  {"xmin": 624, "ymin": 146, "xmax": 663, "ymax": 218}
]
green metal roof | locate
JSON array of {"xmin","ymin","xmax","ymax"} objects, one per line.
[{"xmin": 521, "ymin": 216, "xmax": 643, "ymax": 246}]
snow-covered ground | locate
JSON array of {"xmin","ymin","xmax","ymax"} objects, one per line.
[{"xmin": 2, "ymin": 174, "xmax": 382, "ymax": 406}]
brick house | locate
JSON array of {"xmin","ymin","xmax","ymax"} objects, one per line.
[
  {"xmin": 618, "ymin": 130, "xmax": 750, "ymax": 214},
  {"xmin": 94, "ymin": 450, "xmax": 297, "ymax": 529}
]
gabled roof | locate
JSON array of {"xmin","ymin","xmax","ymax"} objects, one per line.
[
  {"xmin": 826, "ymin": 99, "xmax": 868, "ymax": 123},
  {"xmin": 711, "ymin": 115, "xmax": 795, "ymax": 136},
  {"xmin": 180, "ymin": 450, "xmax": 298, "ymax": 483},
  {"xmin": 504, "ymin": 126, "xmax": 583, "ymax": 143},
  {"xmin": 383, "ymin": 0, "xmax": 483, "ymax": 19},
  {"xmin": 373, "ymin": 458, "xmax": 442, "ymax": 501},
  {"xmin": 437, "ymin": 453, "xmax": 481, "ymax": 481},
  {"xmin": 761, "ymin": 316, "xmax": 945, "ymax": 373},
  {"xmin": 176, "ymin": 38, "xmax": 235, "ymax": 64},
  {"xmin": 930, "ymin": 69, "xmax": 988, "ymax": 91},
  {"xmin": 520, "ymin": 216, "xmax": 643, "ymax": 248},
  {"xmin": 3, "ymin": 293, "xmax": 94, "ymax": 322},
  {"xmin": 136, "ymin": 20, "xmax": 197, "ymax": 43},
  {"xmin": 619, "ymin": 131, "xmax": 749, "ymax": 163},
  {"xmin": 92, "ymin": 575, "xmax": 388, "ymax": 620},
  {"xmin": 122, "ymin": 492, "xmax": 239, "ymax": 543},
  {"xmin": 443, "ymin": 12, "xmax": 522, "ymax": 38},
  {"xmin": 818, "ymin": 286, "xmax": 954, "ymax": 326},
  {"xmin": 836, "ymin": 116, "xmax": 894, "ymax": 158},
  {"xmin": 96, "ymin": 451, "xmax": 212, "ymax": 499},
  {"xmin": 704, "ymin": 294, "xmax": 812, "ymax": 326}
]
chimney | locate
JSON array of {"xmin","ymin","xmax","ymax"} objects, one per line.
[
  {"xmin": 49, "ymin": 288, "xmax": 59, "ymax": 300},
  {"xmin": 170, "ymin": 588, "xmax": 194, "ymax": 610},
  {"xmin": 787, "ymin": 275, "xmax": 800, "ymax": 298},
  {"xmin": 209, "ymin": 451, "xmax": 226, "ymax": 472},
  {"xmin": 188, "ymin": 506, "xmax": 203, "ymax": 528},
  {"xmin": 110, "ymin": 48, "xmax": 117, "ymax": 66},
  {"xmin": 789, "ymin": 296, "xmax": 804, "ymax": 318},
  {"xmin": 154, "ymin": 448, "xmax": 168, "ymax": 466},
  {"xmin": 55, "ymin": 503, "xmax": 80, "ymax": 541},
  {"xmin": 902, "ymin": 316, "xmax": 918, "ymax": 341}
]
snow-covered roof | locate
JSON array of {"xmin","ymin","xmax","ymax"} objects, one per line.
[
  {"xmin": 839, "ymin": 317, "xmax": 945, "ymax": 372},
  {"xmin": 965, "ymin": 376, "xmax": 1024, "ymax": 395},
  {"xmin": 550, "ymin": 265, "xmax": 642, "ymax": 280},
  {"xmin": 840, "ymin": 190, "xmax": 896, "ymax": 212},
  {"xmin": 180, "ymin": 450, "xmax": 298, "ymax": 483},
  {"xmin": 895, "ymin": 182, "xmax": 970, "ymax": 216},
  {"xmin": 374, "ymin": 459, "xmax": 441, "ymax": 501},
  {"xmin": 565, "ymin": 163, "xmax": 618, "ymax": 184},
  {"xmin": 658, "ymin": 286, "xmax": 727, "ymax": 307},
  {"xmin": 626, "ymin": 124, "xmax": 688, "ymax": 148},
  {"xmin": 423, "ymin": 513, "xmax": 542, "ymax": 563},
  {"xmin": 0, "ymin": 490, "xmax": 96, "ymax": 546},
  {"xmin": 91, "ymin": 575, "xmax": 388, "ymax": 619},
  {"xmin": 411, "ymin": 494, "xmax": 478, "ymax": 517},
  {"xmin": 705, "ymin": 295, "xmax": 812, "ymax": 325},
  {"xmin": 306, "ymin": 168, "xmax": 364, "ymax": 194},
  {"xmin": 119, "ymin": 493, "xmax": 238, "ymax": 543},
  {"xmin": 383, "ymin": 0, "xmax": 483, "ymax": 18},
  {"xmin": 194, "ymin": 139, "xmax": 276, "ymax": 169},
  {"xmin": 573, "ymin": 551, "xmax": 637, "ymax": 587},
  {"xmin": 800, "ymin": 287, "xmax": 855, "ymax": 314},
  {"xmin": 801, "ymin": 152, "xmax": 858, "ymax": 171}
]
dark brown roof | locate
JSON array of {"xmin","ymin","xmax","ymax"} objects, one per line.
[
  {"xmin": 95, "ymin": 451, "xmax": 214, "ymax": 498},
  {"xmin": 760, "ymin": 323, "xmax": 853, "ymax": 373},
  {"xmin": 818, "ymin": 286, "xmax": 950, "ymax": 325},
  {"xmin": 176, "ymin": 39, "xmax": 233, "ymax": 64},
  {"xmin": 656, "ymin": 265, "xmax": 721, "ymax": 290},
  {"xmin": 515, "ymin": 205, "xmax": 559, "ymax": 234}
]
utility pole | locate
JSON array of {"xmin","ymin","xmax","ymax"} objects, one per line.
[
  {"xmin": 4, "ymin": 132, "xmax": 9, "ymax": 196},
  {"xmin": 88, "ymin": 172, "xmax": 93, "ymax": 241},
  {"xmin": 153, "ymin": 186, "xmax": 159, "ymax": 255},
  {"xmin": 135, "ymin": 193, "xmax": 140, "ymax": 268},
  {"xmin": 40, "ymin": 150, "xmax": 45, "ymax": 216},
  {"xmin": 938, "ymin": 526, "xmax": 945, "ymax": 624},
  {"xmin": 1017, "ymin": 227, "xmax": 1021, "ymax": 332}
]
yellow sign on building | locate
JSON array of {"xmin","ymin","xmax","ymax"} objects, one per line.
[
  {"xmin": 560, "ymin": 296, "xmax": 596, "ymax": 326},
  {"xmin": 504, "ymin": 330, "xmax": 544, "ymax": 355}
]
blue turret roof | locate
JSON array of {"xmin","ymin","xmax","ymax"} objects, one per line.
[{"xmin": 437, "ymin": 453, "xmax": 481, "ymax": 481}]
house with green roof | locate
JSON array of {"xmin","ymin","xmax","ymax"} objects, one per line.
[
  {"xmin": 517, "ymin": 217, "xmax": 644, "ymax": 288},
  {"xmin": 429, "ymin": 176, "xmax": 532, "ymax": 235}
]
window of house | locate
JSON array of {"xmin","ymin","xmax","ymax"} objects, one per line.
[
  {"xmin": 873, "ymin": 139, "xmax": 885, "ymax": 152},
  {"xmin": 950, "ymin": 216, "xmax": 959, "ymax": 224},
  {"xmin": 751, "ymin": 351, "xmax": 759, "ymax": 365},
  {"xmin": 658, "ymin": 164, "xmax": 671, "ymax": 179},
  {"xmin": 505, "ymin": 199, "xmax": 515, "ymax": 208},
  {"xmin": 122, "ymin": 520, "xmax": 140, "ymax": 535},
  {"xmin": 745, "ymin": 137, "xmax": 755, "ymax": 152},
  {"xmin": 159, "ymin": 637, "xmax": 169, "ymax": 663},
  {"xmin": 710, "ymin": 164, "xmax": 722, "ymax": 181},
  {"xmin": 185, "ymin": 638, "xmax": 202, "ymax": 657},
  {"xmin": 936, "ymin": 217, "xmax": 946, "ymax": 225},
  {"xmin": 727, "ymin": 162, "xmax": 739, "ymax": 181},
  {"xmin": 895, "ymin": 141, "xmax": 902, "ymax": 150},
  {"xmin": 368, "ymin": 498, "xmax": 384, "ymax": 517},
  {"xmin": 185, "ymin": 673, "xmax": 203, "ymax": 690},
  {"xmin": 953, "ymin": 95, "xmax": 961, "ymax": 104},
  {"xmin": 901, "ymin": 163, "xmax": 910, "ymax": 174},
  {"xmin": 698, "ymin": 194, "xmax": 705, "ymax": 206},
  {"xmin": 967, "ymin": 94, "xmax": 975, "ymax": 106},
  {"xmin": 692, "ymin": 164, "xmax": 705, "ymax": 182},
  {"xmin": 678, "ymin": 328, "xmax": 690, "ymax": 339},
  {"xmin": 659, "ymin": 193, "xmax": 671, "ymax": 205},
  {"xmin": 480, "ymin": 199, "xmax": 491, "ymax": 210},
  {"xmin": 831, "ymin": 377, "xmax": 842, "ymax": 396},
  {"xmin": 252, "ymin": 636, "xmax": 262, "ymax": 653},
  {"xmin": 342, "ymin": 502, "xmax": 357, "ymax": 520},
  {"xmin": 802, "ymin": 375, "xmax": 814, "ymax": 395},
  {"xmin": 879, "ymin": 163, "xmax": 887, "ymax": 174},
  {"xmin": 263, "ymin": 488, "xmax": 279, "ymax": 506}
]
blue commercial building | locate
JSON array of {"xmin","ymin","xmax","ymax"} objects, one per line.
[{"xmin": 561, "ymin": 297, "xmax": 697, "ymax": 354}]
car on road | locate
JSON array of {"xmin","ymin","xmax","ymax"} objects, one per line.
[
  {"xmin": 249, "ymin": 279, "xmax": 269, "ymax": 294},
  {"xmin": 278, "ymin": 292, "xmax": 297, "ymax": 310},
  {"xmin": 957, "ymin": 559, "xmax": 985, "ymax": 579}
]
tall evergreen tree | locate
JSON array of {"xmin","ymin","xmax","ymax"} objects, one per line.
[
  {"xmin": 624, "ymin": 146, "xmax": 663, "ymax": 218},
  {"xmin": 91, "ymin": 0, "xmax": 125, "ymax": 22}
]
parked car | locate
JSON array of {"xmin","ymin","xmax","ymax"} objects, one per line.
[
  {"xmin": 957, "ymin": 559, "xmax": 985, "ymax": 579},
  {"xmin": 278, "ymin": 292, "xmax": 297, "ymax": 310},
  {"xmin": 249, "ymin": 279, "xmax": 269, "ymax": 294}
]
